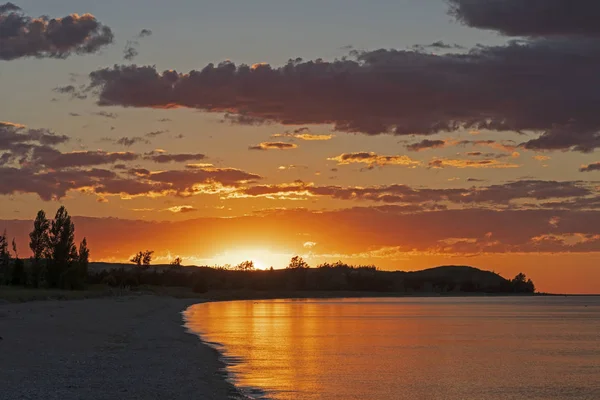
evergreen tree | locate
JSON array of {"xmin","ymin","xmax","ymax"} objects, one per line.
[
  {"xmin": 29, "ymin": 210, "xmax": 50, "ymax": 287},
  {"xmin": 0, "ymin": 229, "xmax": 10, "ymax": 284},
  {"xmin": 47, "ymin": 206, "xmax": 78, "ymax": 288},
  {"xmin": 78, "ymin": 238, "xmax": 90, "ymax": 282}
]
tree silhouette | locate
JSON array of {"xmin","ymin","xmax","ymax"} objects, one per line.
[
  {"xmin": 170, "ymin": 257, "xmax": 182, "ymax": 268},
  {"xmin": 131, "ymin": 250, "xmax": 154, "ymax": 267},
  {"xmin": 0, "ymin": 229, "xmax": 9, "ymax": 284},
  {"xmin": 142, "ymin": 250, "xmax": 154, "ymax": 266},
  {"xmin": 235, "ymin": 260, "xmax": 255, "ymax": 271},
  {"xmin": 287, "ymin": 255, "xmax": 309, "ymax": 269},
  {"xmin": 511, "ymin": 273, "xmax": 535, "ymax": 293},
  {"xmin": 47, "ymin": 206, "xmax": 78, "ymax": 287},
  {"xmin": 131, "ymin": 252, "xmax": 143, "ymax": 266},
  {"xmin": 78, "ymin": 238, "xmax": 90, "ymax": 281},
  {"xmin": 29, "ymin": 210, "xmax": 50, "ymax": 287}
]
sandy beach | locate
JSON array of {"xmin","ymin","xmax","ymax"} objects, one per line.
[{"xmin": 0, "ymin": 296, "xmax": 244, "ymax": 400}]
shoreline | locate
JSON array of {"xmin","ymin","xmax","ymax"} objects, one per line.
[
  {"xmin": 1, "ymin": 292, "xmax": 595, "ymax": 399},
  {"xmin": 0, "ymin": 295, "xmax": 247, "ymax": 400}
]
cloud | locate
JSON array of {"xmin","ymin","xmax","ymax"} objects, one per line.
[
  {"xmin": 113, "ymin": 136, "xmax": 150, "ymax": 146},
  {"xmin": 145, "ymin": 130, "xmax": 168, "ymax": 138},
  {"xmin": 272, "ymin": 128, "xmax": 334, "ymax": 141},
  {"xmin": 249, "ymin": 142, "xmax": 298, "ymax": 151},
  {"xmin": 0, "ymin": 4, "xmax": 113, "ymax": 60},
  {"xmin": 86, "ymin": 27, "xmax": 600, "ymax": 153},
  {"xmin": 0, "ymin": 167, "xmax": 117, "ymax": 200},
  {"xmin": 428, "ymin": 158, "xmax": 520, "ymax": 169},
  {"xmin": 122, "ymin": 28, "xmax": 153, "ymax": 61},
  {"xmin": 278, "ymin": 164, "xmax": 308, "ymax": 171},
  {"xmin": 406, "ymin": 139, "xmax": 447, "ymax": 152},
  {"xmin": 123, "ymin": 43, "xmax": 138, "ymax": 61},
  {"xmin": 0, "ymin": 122, "xmax": 70, "ymax": 165},
  {"xmin": 447, "ymin": 0, "xmax": 600, "ymax": 37},
  {"xmin": 144, "ymin": 152, "xmax": 207, "ymax": 163},
  {"xmin": 457, "ymin": 140, "xmax": 517, "ymax": 152},
  {"xmin": 328, "ymin": 152, "xmax": 420, "ymax": 169},
  {"xmin": 35, "ymin": 150, "xmax": 138, "ymax": 168},
  {"xmin": 412, "ymin": 41, "xmax": 465, "ymax": 51},
  {"xmin": 231, "ymin": 180, "xmax": 594, "ymax": 210},
  {"xmin": 166, "ymin": 205, "xmax": 197, "ymax": 213},
  {"xmin": 0, "ymin": 164, "xmax": 262, "ymax": 200},
  {"xmin": 138, "ymin": 29, "xmax": 152, "ymax": 38},
  {"xmin": 580, "ymin": 162, "xmax": 600, "ymax": 172}
]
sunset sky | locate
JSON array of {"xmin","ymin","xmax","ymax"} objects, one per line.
[{"xmin": 1, "ymin": 1, "xmax": 599, "ymax": 293}]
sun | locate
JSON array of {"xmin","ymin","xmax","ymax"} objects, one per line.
[{"xmin": 208, "ymin": 248, "xmax": 290, "ymax": 270}]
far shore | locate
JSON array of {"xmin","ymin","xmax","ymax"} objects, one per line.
[{"xmin": 0, "ymin": 284, "xmax": 591, "ymax": 305}]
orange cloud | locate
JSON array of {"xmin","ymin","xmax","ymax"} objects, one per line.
[
  {"xmin": 428, "ymin": 158, "xmax": 520, "ymax": 169},
  {"xmin": 328, "ymin": 152, "xmax": 420, "ymax": 169},
  {"xmin": 249, "ymin": 142, "xmax": 298, "ymax": 151}
]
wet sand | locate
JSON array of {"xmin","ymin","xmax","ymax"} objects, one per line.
[{"xmin": 0, "ymin": 296, "xmax": 244, "ymax": 400}]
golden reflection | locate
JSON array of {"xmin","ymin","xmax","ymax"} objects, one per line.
[{"xmin": 185, "ymin": 298, "xmax": 600, "ymax": 400}]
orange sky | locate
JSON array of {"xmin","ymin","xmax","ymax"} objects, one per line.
[{"xmin": 1, "ymin": 1, "xmax": 599, "ymax": 294}]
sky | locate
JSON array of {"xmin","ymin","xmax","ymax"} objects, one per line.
[{"xmin": 1, "ymin": 0, "xmax": 599, "ymax": 294}]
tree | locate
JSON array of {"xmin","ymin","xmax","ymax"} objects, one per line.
[
  {"xmin": 0, "ymin": 229, "xmax": 10, "ymax": 284},
  {"xmin": 130, "ymin": 251, "xmax": 143, "ymax": 266},
  {"xmin": 142, "ymin": 250, "xmax": 154, "ymax": 266},
  {"xmin": 78, "ymin": 238, "xmax": 90, "ymax": 281},
  {"xmin": 287, "ymin": 256, "xmax": 309, "ymax": 269},
  {"xmin": 511, "ymin": 273, "xmax": 535, "ymax": 293},
  {"xmin": 29, "ymin": 210, "xmax": 50, "ymax": 287},
  {"xmin": 131, "ymin": 250, "xmax": 154, "ymax": 267},
  {"xmin": 170, "ymin": 257, "xmax": 182, "ymax": 268},
  {"xmin": 47, "ymin": 206, "xmax": 78, "ymax": 288},
  {"xmin": 235, "ymin": 260, "xmax": 255, "ymax": 271},
  {"xmin": 30, "ymin": 210, "xmax": 50, "ymax": 260}
]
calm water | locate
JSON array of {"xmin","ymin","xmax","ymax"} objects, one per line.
[{"xmin": 184, "ymin": 297, "xmax": 600, "ymax": 400}]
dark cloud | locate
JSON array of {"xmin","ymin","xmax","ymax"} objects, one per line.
[
  {"xmin": 144, "ymin": 152, "xmax": 207, "ymax": 163},
  {"xmin": 232, "ymin": 180, "xmax": 594, "ymax": 210},
  {"xmin": 138, "ymin": 29, "xmax": 152, "ymax": 38},
  {"xmin": 406, "ymin": 139, "xmax": 446, "ymax": 152},
  {"xmin": 0, "ymin": 122, "xmax": 70, "ymax": 165},
  {"xmin": 147, "ymin": 167, "xmax": 261, "ymax": 189},
  {"xmin": 145, "ymin": 130, "xmax": 167, "ymax": 138},
  {"xmin": 53, "ymin": 85, "xmax": 87, "ymax": 100},
  {"xmin": 580, "ymin": 162, "xmax": 600, "ymax": 172},
  {"xmin": 87, "ymin": 38, "xmax": 600, "ymax": 152},
  {"xmin": 114, "ymin": 136, "xmax": 150, "ymax": 147},
  {"xmin": 448, "ymin": 0, "xmax": 600, "ymax": 37},
  {"xmin": 0, "ymin": 4, "xmax": 113, "ymax": 60},
  {"xmin": 32, "ymin": 149, "xmax": 138, "ymax": 168},
  {"xmin": 123, "ymin": 43, "xmax": 138, "ymax": 61},
  {"xmin": 412, "ymin": 41, "xmax": 465, "ymax": 51},
  {"xmin": 249, "ymin": 142, "xmax": 298, "ymax": 151},
  {"xmin": 0, "ymin": 167, "xmax": 116, "ymax": 200}
]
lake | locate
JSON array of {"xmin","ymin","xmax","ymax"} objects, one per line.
[{"xmin": 184, "ymin": 297, "xmax": 600, "ymax": 400}]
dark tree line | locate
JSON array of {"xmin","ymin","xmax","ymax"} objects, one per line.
[
  {"xmin": 89, "ymin": 258, "xmax": 536, "ymax": 295},
  {"xmin": 0, "ymin": 207, "xmax": 90, "ymax": 289}
]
